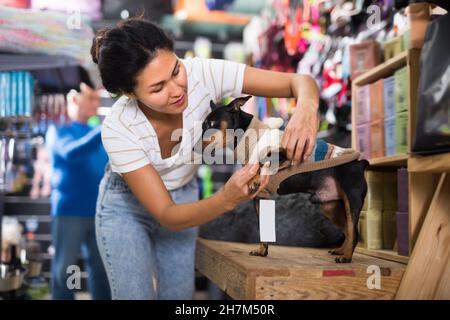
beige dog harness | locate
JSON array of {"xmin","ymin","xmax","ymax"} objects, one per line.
[{"xmin": 234, "ymin": 117, "xmax": 360, "ymax": 196}]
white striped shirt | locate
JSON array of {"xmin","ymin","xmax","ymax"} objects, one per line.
[{"xmin": 101, "ymin": 57, "xmax": 246, "ymax": 190}]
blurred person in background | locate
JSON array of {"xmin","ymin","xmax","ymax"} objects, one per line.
[{"xmin": 45, "ymin": 83, "xmax": 110, "ymax": 300}]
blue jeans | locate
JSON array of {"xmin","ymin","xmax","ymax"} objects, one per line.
[
  {"xmin": 95, "ymin": 165, "xmax": 199, "ymax": 300},
  {"xmin": 51, "ymin": 215, "xmax": 111, "ymax": 300}
]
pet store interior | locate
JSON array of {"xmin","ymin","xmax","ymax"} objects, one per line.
[{"xmin": 0, "ymin": 0, "xmax": 449, "ymax": 300}]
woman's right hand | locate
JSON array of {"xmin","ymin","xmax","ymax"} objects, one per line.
[{"xmin": 219, "ymin": 162, "xmax": 270, "ymax": 211}]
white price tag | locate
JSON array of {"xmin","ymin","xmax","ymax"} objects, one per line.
[{"xmin": 259, "ymin": 199, "xmax": 276, "ymax": 242}]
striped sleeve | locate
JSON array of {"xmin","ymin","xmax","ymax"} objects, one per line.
[
  {"xmin": 101, "ymin": 121, "xmax": 150, "ymax": 173},
  {"xmin": 194, "ymin": 58, "xmax": 246, "ymax": 103}
]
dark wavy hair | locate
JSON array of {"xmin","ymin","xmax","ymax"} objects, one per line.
[{"xmin": 91, "ymin": 17, "xmax": 174, "ymax": 95}]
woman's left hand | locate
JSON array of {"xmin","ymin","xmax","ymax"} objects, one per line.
[{"xmin": 281, "ymin": 103, "xmax": 319, "ymax": 164}]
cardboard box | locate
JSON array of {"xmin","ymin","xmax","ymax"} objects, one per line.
[
  {"xmin": 383, "ymin": 76, "xmax": 396, "ymax": 119},
  {"xmin": 397, "ymin": 168, "xmax": 409, "ymax": 212},
  {"xmin": 356, "ymin": 85, "xmax": 371, "ymax": 125},
  {"xmin": 396, "ymin": 211, "xmax": 409, "ymax": 256},
  {"xmin": 370, "ymin": 80, "xmax": 384, "ymax": 122},
  {"xmin": 350, "ymin": 40, "xmax": 381, "ymax": 79},
  {"xmin": 383, "ymin": 210, "xmax": 397, "ymax": 250},
  {"xmin": 383, "ymin": 36, "xmax": 403, "ymax": 61},
  {"xmin": 384, "ymin": 116, "xmax": 396, "ymax": 156},
  {"xmin": 383, "ymin": 172, "xmax": 398, "ymax": 211},
  {"xmin": 367, "ymin": 208, "xmax": 383, "ymax": 250},
  {"xmin": 356, "ymin": 123, "xmax": 371, "ymax": 159},
  {"xmin": 358, "ymin": 210, "xmax": 368, "ymax": 248},
  {"xmin": 370, "ymin": 120, "xmax": 385, "ymax": 159},
  {"xmin": 395, "ymin": 111, "xmax": 408, "ymax": 154},
  {"xmin": 395, "ymin": 67, "xmax": 408, "ymax": 113},
  {"xmin": 366, "ymin": 171, "xmax": 384, "ymax": 210}
]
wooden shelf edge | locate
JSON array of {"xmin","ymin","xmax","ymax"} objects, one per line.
[
  {"xmin": 355, "ymin": 247, "xmax": 409, "ymax": 265},
  {"xmin": 353, "ymin": 51, "xmax": 408, "ymax": 86},
  {"xmin": 408, "ymin": 152, "xmax": 450, "ymax": 173},
  {"xmin": 396, "ymin": 173, "xmax": 450, "ymax": 299},
  {"xmin": 0, "ymin": 53, "xmax": 80, "ymax": 72},
  {"xmin": 368, "ymin": 154, "xmax": 408, "ymax": 167},
  {"xmin": 196, "ymin": 239, "xmax": 406, "ymax": 299}
]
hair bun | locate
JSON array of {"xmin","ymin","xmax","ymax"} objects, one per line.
[{"xmin": 91, "ymin": 28, "xmax": 110, "ymax": 64}]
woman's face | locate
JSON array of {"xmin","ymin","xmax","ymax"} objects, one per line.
[{"xmin": 132, "ymin": 49, "xmax": 188, "ymax": 115}]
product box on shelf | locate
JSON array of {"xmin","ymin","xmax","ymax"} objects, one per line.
[
  {"xmin": 356, "ymin": 85, "xmax": 371, "ymax": 125},
  {"xmin": 367, "ymin": 171, "xmax": 384, "ymax": 210},
  {"xmin": 356, "ymin": 123, "xmax": 371, "ymax": 160},
  {"xmin": 383, "ymin": 210, "xmax": 397, "ymax": 250},
  {"xmin": 0, "ymin": 71, "xmax": 34, "ymax": 118},
  {"xmin": 397, "ymin": 168, "xmax": 409, "ymax": 212},
  {"xmin": 370, "ymin": 80, "xmax": 384, "ymax": 122},
  {"xmin": 367, "ymin": 208, "xmax": 383, "ymax": 250},
  {"xmin": 395, "ymin": 111, "xmax": 408, "ymax": 154},
  {"xmin": 350, "ymin": 40, "xmax": 381, "ymax": 80},
  {"xmin": 383, "ymin": 172, "xmax": 398, "ymax": 211},
  {"xmin": 396, "ymin": 211, "xmax": 409, "ymax": 256},
  {"xmin": 370, "ymin": 120, "xmax": 385, "ymax": 159},
  {"xmin": 383, "ymin": 76, "xmax": 396, "ymax": 119},
  {"xmin": 383, "ymin": 36, "xmax": 404, "ymax": 61},
  {"xmin": 395, "ymin": 67, "xmax": 408, "ymax": 113},
  {"xmin": 384, "ymin": 116, "xmax": 396, "ymax": 156}
]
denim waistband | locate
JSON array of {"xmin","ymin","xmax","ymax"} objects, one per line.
[
  {"xmin": 104, "ymin": 164, "xmax": 130, "ymax": 192},
  {"xmin": 102, "ymin": 162, "xmax": 198, "ymax": 195}
]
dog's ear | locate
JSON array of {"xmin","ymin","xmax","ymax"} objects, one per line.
[
  {"xmin": 228, "ymin": 95, "xmax": 252, "ymax": 112},
  {"xmin": 210, "ymin": 100, "xmax": 219, "ymax": 111}
]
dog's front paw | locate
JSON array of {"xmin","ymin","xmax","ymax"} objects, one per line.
[
  {"xmin": 335, "ymin": 256, "xmax": 352, "ymax": 263},
  {"xmin": 328, "ymin": 248, "xmax": 344, "ymax": 256},
  {"xmin": 249, "ymin": 249, "xmax": 268, "ymax": 257},
  {"xmin": 248, "ymin": 176, "xmax": 261, "ymax": 194},
  {"xmin": 249, "ymin": 250, "xmax": 262, "ymax": 256}
]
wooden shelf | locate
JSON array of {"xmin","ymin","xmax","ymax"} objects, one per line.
[
  {"xmin": 396, "ymin": 173, "xmax": 450, "ymax": 299},
  {"xmin": 408, "ymin": 152, "xmax": 450, "ymax": 173},
  {"xmin": 196, "ymin": 238, "xmax": 406, "ymax": 300},
  {"xmin": 355, "ymin": 247, "xmax": 409, "ymax": 265},
  {"xmin": 351, "ymin": 49, "xmax": 421, "ymax": 153},
  {"xmin": 349, "ymin": 44, "xmax": 450, "ymax": 298},
  {"xmin": 353, "ymin": 51, "xmax": 408, "ymax": 86},
  {"xmin": 0, "ymin": 53, "xmax": 79, "ymax": 72},
  {"xmin": 368, "ymin": 154, "xmax": 408, "ymax": 167}
]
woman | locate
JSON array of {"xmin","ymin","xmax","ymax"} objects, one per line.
[{"xmin": 92, "ymin": 18, "xmax": 319, "ymax": 300}]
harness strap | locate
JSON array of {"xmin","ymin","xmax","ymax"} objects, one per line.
[{"xmin": 234, "ymin": 117, "xmax": 361, "ymax": 196}]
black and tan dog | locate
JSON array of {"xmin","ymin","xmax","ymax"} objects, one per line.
[{"xmin": 201, "ymin": 96, "xmax": 369, "ymax": 263}]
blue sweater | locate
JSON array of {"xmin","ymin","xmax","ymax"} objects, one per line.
[{"xmin": 45, "ymin": 122, "xmax": 108, "ymax": 217}]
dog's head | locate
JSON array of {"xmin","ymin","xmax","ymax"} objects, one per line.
[{"xmin": 202, "ymin": 96, "xmax": 253, "ymax": 150}]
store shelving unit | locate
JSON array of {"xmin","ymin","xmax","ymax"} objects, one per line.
[
  {"xmin": 351, "ymin": 49, "xmax": 421, "ymax": 264},
  {"xmin": 0, "ymin": 53, "xmax": 79, "ymax": 72},
  {"xmin": 367, "ymin": 154, "xmax": 408, "ymax": 167},
  {"xmin": 351, "ymin": 48, "xmax": 450, "ymax": 299},
  {"xmin": 408, "ymin": 152, "xmax": 450, "ymax": 173},
  {"xmin": 355, "ymin": 246, "xmax": 409, "ymax": 265},
  {"xmin": 1, "ymin": 52, "xmax": 83, "ymax": 285}
]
